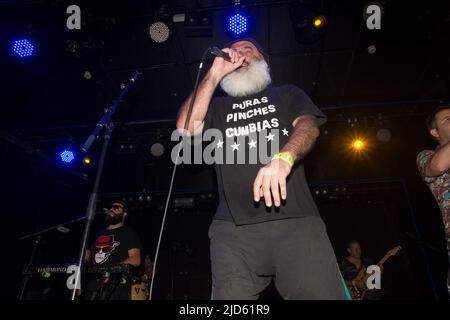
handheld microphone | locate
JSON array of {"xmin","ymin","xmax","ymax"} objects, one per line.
[{"xmin": 209, "ymin": 46, "xmax": 231, "ymax": 62}]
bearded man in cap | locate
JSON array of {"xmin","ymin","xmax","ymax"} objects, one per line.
[
  {"xmin": 83, "ymin": 200, "xmax": 142, "ymax": 300},
  {"xmin": 176, "ymin": 38, "xmax": 348, "ymax": 300}
]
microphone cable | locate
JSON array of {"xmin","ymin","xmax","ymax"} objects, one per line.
[{"xmin": 149, "ymin": 48, "xmax": 211, "ymax": 299}]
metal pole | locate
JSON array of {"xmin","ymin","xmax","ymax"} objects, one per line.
[
  {"xmin": 17, "ymin": 236, "xmax": 42, "ymax": 300},
  {"xmin": 71, "ymin": 124, "xmax": 113, "ymax": 300}
]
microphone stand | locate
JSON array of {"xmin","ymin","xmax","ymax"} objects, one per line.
[
  {"xmin": 71, "ymin": 70, "xmax": 140, "ymax": 300},
  {"xmin": 17, "ymin": 216, "xmax": 87, "ymax": 300}
]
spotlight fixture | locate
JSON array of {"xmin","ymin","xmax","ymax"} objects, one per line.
[
  {"xmin": 65, "ymin": 40, "xmax": 78, "ymax": 53},
  {"xmin": 148, "ymin": 21, "xmax": 171, "ymax": 43},
  {"xmin": 83, "ymin": 71, "xmax": 92, "ymax": 80},
  {"xmin": 227, "ymin": 12, "xmax": 249, "ymax": 36},
  {"xmin": 376, "ymin": 128, "xmax": 391, "ymax": 142},
  {"xmin": 60, "ymin": 150, "xmax": 75, "ymax": 163},
  {"xmin": 150, "ymin": 142, "xmax": 165, "ymax": 157},
  {"xmin": 82, "ymin": 156, "xmax": 92, "ymax": 165},
  {"xmin": 368, "ymin": 45, "xmax": 377, "ymax": 54},
  {"xmin": 290, "ymin": 5, "xmax": 327, "ymax": 44},
  {"xmin": 184, "ymin": 11, "xmax": 213, "ymax": 37},
  {"xmin": 312, "ymin": 15, "xmax": 326, "ymax": 29},
  {"xmin": 351, "ymin": 139, "xmax": 366, "ymax": 152},
  {"xmin": 12, "ymin": 39, "xmax": 35, "ymax": 58}
]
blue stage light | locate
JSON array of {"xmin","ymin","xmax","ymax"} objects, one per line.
[
  {"xmin": 60, "ymin": 150, "xmax": 75, "ymax": 163},
  {"xmin": 228, "ymin": 13, "xmax": 248, "ymax": 35},
  {"xmin": 12, "ymin": 39, "xmax": 35, "ymax": 58}
]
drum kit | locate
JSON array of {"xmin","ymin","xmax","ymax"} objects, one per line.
[
  {"xmin": 131, "ymin": 279, "xmax": 149, "ymax": 300},
  {"xmin": 131, "ymin": 255, "xmax": 153, "ymax": 300}
]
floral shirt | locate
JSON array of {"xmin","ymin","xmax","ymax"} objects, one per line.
[{"xmin": 417, "ymin": 148, "xmax": 450, "ymax": 248}]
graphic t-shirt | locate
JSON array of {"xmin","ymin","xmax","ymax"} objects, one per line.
[
  {"xmin": 89, "ymin": 226, "xmax": 142, "ymax": 266},
  {"xmin": 203, "ymin": 84, "xmax": 327, "ymax": 225}
]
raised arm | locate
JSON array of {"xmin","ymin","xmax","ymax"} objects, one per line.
[
  {"xmin": 176, "ymin": 48, "xmax": 245, "ymax": 135},
  {"xmin": 425, "ymin": 142, "xmax": 450, "ymax": 176}
]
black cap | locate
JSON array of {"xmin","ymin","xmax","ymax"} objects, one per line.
[
  {"xmin": 224, "ymin": 37, "xmax": 269, "ymax": 63},
  {"xmin": 109, "ymin": 199, "xmax": 128, "ymax": 212}
]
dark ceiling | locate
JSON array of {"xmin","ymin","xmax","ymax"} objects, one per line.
[
  {"xmin": 1, "ymin": 0, "xmax": 449, "ymax": 300},
  {"xmin": 1, "ymin": 0, "xmax": 448, "ymax": 131}
]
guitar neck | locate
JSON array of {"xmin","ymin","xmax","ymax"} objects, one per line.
[{"xmin": 376, "ymin": 253, "xmax": 391, "ymax": 267}]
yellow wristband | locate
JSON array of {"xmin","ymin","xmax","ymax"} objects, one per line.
[{"xmin": 271, "ymin": 152, "xmax": 294, "ymax": 167}]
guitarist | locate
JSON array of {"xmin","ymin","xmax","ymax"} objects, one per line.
[
  {"xmin": 83, "ymin": 200, "xmax": 143, "ymax": 300},
  {"xmin": 340, "ymin": 240, "xmax": 382, "ymax": 300}
]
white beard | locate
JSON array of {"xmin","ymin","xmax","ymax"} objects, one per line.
[{"xmin": 220, "ymin": 59, "xmax": 272, "ymax": 98}]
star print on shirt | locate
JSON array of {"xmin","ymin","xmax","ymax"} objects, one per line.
[
  {"xmin": 216, "ymin": 140, "xmax": 224, "ymax": 149},
  {"xmin": 231, "ymin": 142, "xmax": 240, "ymax": 151},
  {"xmin": 266, "ymin": 133, "xmax": 275, "ymax": 141},
  {"xmin": 282, "ymin": 128, "xmax": 289, "ymax": 136},
  {"xmin": 248, "ymin": 139, "xmax": 257, "ymax": 149}
]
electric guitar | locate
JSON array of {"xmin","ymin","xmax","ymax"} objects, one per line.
[{"xmin": 348, "ymin": 245, "xmax": 402, "ymax": 300}]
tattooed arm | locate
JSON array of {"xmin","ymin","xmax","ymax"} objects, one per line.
[
  {"xmin": 281, "ymin": 115, "xmax": 320, "ymax": 162},
  {"xmin": 253, "ymin": 115, "xmax": 320, "ymax": 207}
]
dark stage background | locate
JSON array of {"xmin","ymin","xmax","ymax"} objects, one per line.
[{"xmin": 1, "ymin": 0, "xmax": 448, "ymax": 300}]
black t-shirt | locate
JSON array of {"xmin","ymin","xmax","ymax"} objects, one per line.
[
  {"xmin": 88, "ymin": 226, "xmax": 142, "ymax": 266},
  {"xmin": 203, "ymin": 84, "xmax": 327, "ymax": 225}
]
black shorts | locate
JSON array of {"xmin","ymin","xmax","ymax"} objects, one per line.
[{"xmin": 208, "ymin": 216, "xmax": 349, "ymax": 300}]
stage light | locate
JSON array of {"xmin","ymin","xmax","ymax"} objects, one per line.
[
  {"xmin": 290, "ymin": 4, "xmax": 327, "ymax": 44},
  {"xmin": 148, "ymin": 21, "xmax": 171, "ymax": 43},
  {"xmin": 65, "ymin": 40, "xmax": 78, "ymax": 53},
  {"xmin": 312, "ymin": 15, "xmax": 326, "ymax": 28},
  {"xmin": 368, "ymin": 45, "xmax": 377, "ymax": 54},
  {"xmin": 376, "ymin": 128, "xmax": 391, "ymax": 142},
  {"xmin": 60, "ymin": 150, "xmax": 75, "ymax": 163},
  {"xmin": 352, "ymin": 139, "xmax": 366, "ymax": 151},
  {"xmin": 82, "ymin": 157, "xmax": 92, "ymax": 165},
  {"xmin": 150, "ymin": 142, "xmax": 165, "ymax": 157},
  {"xmin": 184, "ymin": 12, "xmax": 213, "ymax": 37},
  {"xmin": 228, "ymin": 13, "xmax": 248, "ymax": 36},
  {"xmin": 83, "ymin": 71, "xmax": 92, "ymax": 80},
  {"xmin": 173, "ymin": 197, "xmax": 195, "ymax": 208},
  {"xmin": 12, "ymin": 39, "xmax": 35, "ymax": 58}
]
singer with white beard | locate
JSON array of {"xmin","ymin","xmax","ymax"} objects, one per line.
[{"xmin": 176, "ymin": 38, "xmax": 349, "ymax": 300}]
